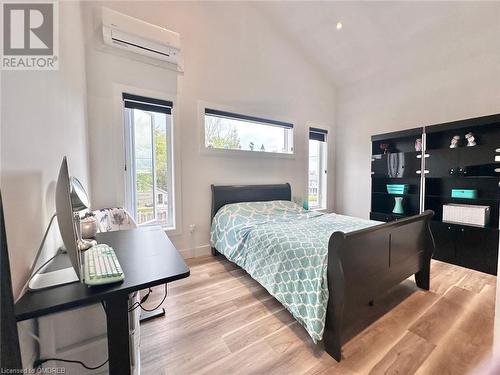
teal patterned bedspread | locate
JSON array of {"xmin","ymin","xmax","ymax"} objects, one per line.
[{"xmin": 210, "ymin": 200, "xmax": 379, "ymax": 342}]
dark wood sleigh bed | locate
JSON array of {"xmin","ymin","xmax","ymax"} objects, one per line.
[{"xmin": 210, "ymin": 183, "xmax": 435, "ymax": 362}]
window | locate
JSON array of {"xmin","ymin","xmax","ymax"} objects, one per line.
[
  {"xmin": 309, "ymin": 128, "xmax": 328, "ymax": 209},
  {"xmin": 123, "ymin": 93, "xmax": 174, "ymax": 228},
  {"xmin": 204, "ymin": 108, "xmax": 293, "ymax": 154}
]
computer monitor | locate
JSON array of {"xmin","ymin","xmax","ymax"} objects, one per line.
[
  {"xmin": 28, "ymin": 157, "xmax": 82, "ymax": 290},
  {"xmin": 55, "ymin": 156, "xmax": 82, "ymax": 280}
]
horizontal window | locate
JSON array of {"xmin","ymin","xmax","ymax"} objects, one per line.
[{"xmin": 204, "ymin": 108, "xmax": 293, "ymax": 154}]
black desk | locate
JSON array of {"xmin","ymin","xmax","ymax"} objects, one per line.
[{"xmin": 15, "ymin": 227, "xmax": 190, "ymax": 374}]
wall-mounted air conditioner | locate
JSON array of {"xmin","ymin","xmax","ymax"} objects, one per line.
[{"xmin": 102, "ymin": 7, "xmax": 180, "ymax": 65}]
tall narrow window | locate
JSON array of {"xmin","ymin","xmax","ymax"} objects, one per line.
[
  {"xmin": 308, "ymin": 128, "xmax": 328, "ymax": 209},
  {"xmin": 123, "ymin": 93, "xmax": 174, "ymax": 228}
]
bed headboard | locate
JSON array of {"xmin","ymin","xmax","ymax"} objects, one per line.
[{"xmin": 211, "ymin": 183, "xmax": 291, "ymax": 223}]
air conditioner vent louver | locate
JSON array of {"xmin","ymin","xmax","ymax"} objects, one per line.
[{"xmin": 111, "ymin": 37, "xmax": 172, "ymax": 58}]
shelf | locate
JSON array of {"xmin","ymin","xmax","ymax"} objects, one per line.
[
  {"xmin": 426, "ymin": 195, "xmax": 499, "ymax": 202},
  {"xmin": 425, "ymin": 114, "xmax": 500, "ymax": 134},
  {"xmin": 370, "ymin": 211, "xmax": 417, "ymax": 223},
  {"xmin": 425, "ymin": 176, "xmax": 499, "ymax": 179},
  {"xmin": 372, "ymin": 150, "xmax": 421, "ymax": 158},
  {"xmin": 426, "ymin": 144, "xmax": 499, "ymax": 154},
  {"xmin": 371, "ymin": 128, "xmax": 424, "ymax": 142},
  {"xmin": 372, "ymin": 131, "xmax": 423, "ymax": 155},
  {"xmin": 372, "ymin": 192, "xmax": 420, "ymax": 197},
  {"xmin": 371, "ymin": 211, "xmax": 418, "ymax": 218},
  {"xmin": 371, "ymin": 176, "xmax": 421, "ymax": 180},
  {"xmin": 426, "ymin": 120, "xmax": 500, "ymax": 152},
  {"xmin": 424, "ymin": 144, "xmax": 499, "ymax": 178},
  {"xmin": 431, "ymin": 219, "xmax": 499, "ymax": 231}
]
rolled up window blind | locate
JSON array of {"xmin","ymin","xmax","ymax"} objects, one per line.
[
  {"xmin": 123, "ymin": 93, "xmax": 173, "ymax": 114},
  {"xmin": 309, "ymin": 127, "xmax": 327, "ymax": 142},
  {"xmin": 205, "ymin": 108, "xmax": 293, "ymax": 129}
]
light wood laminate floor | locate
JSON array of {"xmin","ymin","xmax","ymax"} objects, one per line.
[{"xmin": 140, "ymin": 256, "xmax": 496, "ymax": 374}]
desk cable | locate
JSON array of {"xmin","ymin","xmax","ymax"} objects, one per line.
[
  {"xmin": 128, "ymin": 287, "xmax": 152, "ymax": 312},
  {"xmin": 33, "ymin": 303, "xmax": 109, "ymax": 371},
  {"xmin": 138, "ymin": 286, "xmax": 167, "ymax": 312},
  {"xmin": 29, "ymin": 286, "xmax": 166, "ymax": 370},
  {"xmin": 34, "ymin": 358, "xmax": 109, "ymax": 371},
  {"xmin": 128, "ymin": 286, "xmax": 167, "ymax": 312}
]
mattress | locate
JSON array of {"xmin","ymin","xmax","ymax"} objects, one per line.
[{"xmin": 210, "ymin": 200, "xmax": 379, "ymax": 342}]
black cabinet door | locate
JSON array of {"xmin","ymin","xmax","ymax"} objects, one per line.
[
  {"xmin": 460, "ymin": 145, "xmax": 500, "ymax": 177},
  {"xmin": 460, "ymin": 145, "xmax": 498, "ymax": 168},
  {"xmin": 431, "ymin": 222, "xmax": 456, "ymax": 263},
  {"xmin": 371, "ymin": 152, "xmax": 422, "ymax": 178},
  {"xmin": 370, "ymin": 212, "xmax": 396, "ymax": 222},
  {"xmin": 426, "ymin": 146, "xmax": 499, "ymax": 177},
  {"xmin": 456, "ymin": 226, "xmax": 499, "ymax": 275},
  {"xmin": 426, "ymin": 149, "xmax": 460, "ymax": 177}
]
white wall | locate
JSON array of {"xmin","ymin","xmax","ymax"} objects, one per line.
[
  {"xmin": 83, "ymin": 1, "xmax": 336, "ymax": 256},
  {"xmin": 0, "ymin": 1, "xmax": 89, "ymax": 366},
  {"xmin": 334, "ymin": 51, "xmax": 500, "ymax": 218}
]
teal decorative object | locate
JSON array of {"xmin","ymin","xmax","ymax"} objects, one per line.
[
  {"xmin": 451, "ymin": 189, "xmax": 477, "ymax": 199},
  {"xmin": 392, "ymin": 197, "xmax": 404, "ymax": 214},
  {"xmin": 292, "ymin": 196, "xmax": 307, "ymax": 209},
  {"xmin": 386, "ymin": 184, "xmax": 409, "ymax": 195}
]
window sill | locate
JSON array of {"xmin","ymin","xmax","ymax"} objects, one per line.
[
  {"xmin": 165, "ymin": 226, "xmax": 182, "ymax": 237},
  {"xmin": 137, "ymin": 224, "xmax": 182, "ymax": 237},
  {"xmin": 200, "ymin": 147, "xmax": 295, "ymax": 159}
]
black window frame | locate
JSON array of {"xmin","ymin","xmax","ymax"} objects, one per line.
[
  {"xmin": 123, "ymin": 93, "xmax": 173, "ymax": 114},
  {"xmin": 205, "ymin": 108, "xmax": 293, "ymax": 129},
  {"xmin": 309, "ymin": 127, "xmax": 328, "ymax": 142}
]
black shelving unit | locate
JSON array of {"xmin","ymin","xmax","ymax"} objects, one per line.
[
  {"xmin": 370, "ymin": 127, "xmax": 424, "ymax": 223},
  {"xmin": 371, "ymin": 114, "xmax": 500, "ymax": 275}
]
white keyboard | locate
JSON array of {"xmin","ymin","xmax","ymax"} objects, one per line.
[{"xmin": 84, "ymin": 244, "xmax": 124, "ymax": 286}]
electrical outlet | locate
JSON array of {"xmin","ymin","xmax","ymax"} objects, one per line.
[{"xmin": 189, "ymin": 224, "xmax": 196, "ymax": 234}]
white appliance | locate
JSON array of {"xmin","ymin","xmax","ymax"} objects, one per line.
[{"xmin": 102, "ymin": 7, "xmax": 180, "ymax": 65}]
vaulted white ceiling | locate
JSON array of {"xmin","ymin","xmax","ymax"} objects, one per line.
[{"xmin": 254, "ymin": 1, "xmax": 500, "ymax": 87}]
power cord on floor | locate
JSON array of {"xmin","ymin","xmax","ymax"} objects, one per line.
[
  {"xmin": 32, "ymin": 288, "xmax": 166, "ymax": 371},
  {"xmin": 33, "ymin": 358, "xmax": 109, "ymax": 371},
  {"xmin": 32, "ymin": 300, "xmax": 109, "ymax": 371}
]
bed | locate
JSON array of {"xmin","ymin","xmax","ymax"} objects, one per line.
[{"xmin": 210, "ymin": 183, "xmax": 434, "ymax": 361}]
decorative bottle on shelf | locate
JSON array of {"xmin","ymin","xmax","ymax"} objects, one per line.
[{"xmin": 392, "ymin": 197, "xmax": 404, "ymax": 215}]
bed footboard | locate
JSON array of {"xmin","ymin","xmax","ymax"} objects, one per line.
[{"xmin": 323, "ymin": 210, "xmax": 434, "ymax": 361}]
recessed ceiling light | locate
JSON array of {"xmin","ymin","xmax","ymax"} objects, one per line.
[{"xmin": 336, "ymin": 22, "xmax": 343, "ymax": 30}]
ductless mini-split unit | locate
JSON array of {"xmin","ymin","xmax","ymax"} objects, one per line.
[{"xmin": 102, "ymin": 7, "xmax": 181, "ymax": 65}]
